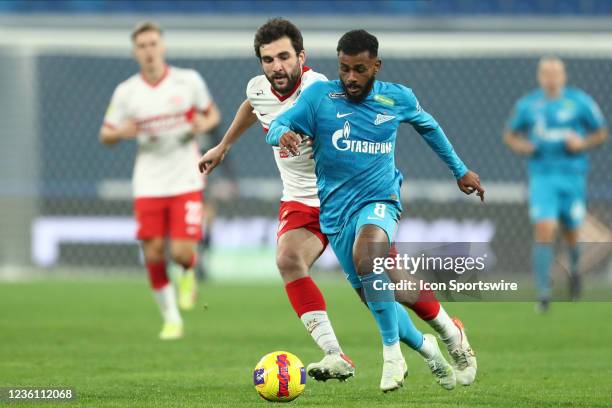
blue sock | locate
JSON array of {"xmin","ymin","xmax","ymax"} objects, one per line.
[
  {"xmin": 569, "ymin": 244, "xmax": 581, "ymax": 277},
  {"xmin": 360, "ymin": 272, "xmax": 399, "ymax": 346},
  {"xmin": 395, "ymin": 302, "xmax": 424, "ymax": 350},
  {"xmin": 533, "ymin": 243, "xmax": 553, "ymax": 299}
]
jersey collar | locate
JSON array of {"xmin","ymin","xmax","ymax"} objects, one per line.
[
  {"xmin": 140, "ymin": 64, "xmax": 170, "ymax": 88},
  {"xmin": 270, "ymin": 66, "xmax": 311, "ymax": 102}
]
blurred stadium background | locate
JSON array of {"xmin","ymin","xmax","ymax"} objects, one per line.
[{"xmin": 0, "ymin": 0, "xmax": 611, "ymax": 284}]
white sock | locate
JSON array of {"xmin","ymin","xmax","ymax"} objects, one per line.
[
  {"xmin": 300, "ymin": 311, "xmax": 342, "ymax": 355},
  {"xmin": 417, "ymin": 335, "xmax": 436, "ymax": 359},
  {"xmin": 382, "ymin": 341, "xmax": 403, "ymax": 361},
  {"xmin": 153, "ymin": 284, "xmax": 182, "ymax": 325},
  {"xmin": 426, "ymin": 306, "xmax": 460, "ymax": 346}
]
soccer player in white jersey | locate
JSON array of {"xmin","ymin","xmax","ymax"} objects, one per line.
[
  {"xmin": 199, "ymin": 18, "xmax": 355, "ymax": 381},
  {"xmin": 99, "ymin": 22, "xmax": 221, "ymax": 340}
]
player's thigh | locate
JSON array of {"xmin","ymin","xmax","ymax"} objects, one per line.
[
  {"xmin": 559, "ymin": 175, "xmax": 587, "ymax": 231},
  {"xmin": 134, "ymin": 196, "xmax": 170, "ymax": 242},
  {"xmin": 352, "ymin": 202, "xmax": 399, "ymax": 272},
  {"xmin": 169, "ymin": 190, "xmax": 203, "ymax": 241},
  {"xmin": 141, "ymin": 237, "xmax": 166, "ymax": 263},
  {"xmin": 277, "ymin": 228, "xmax": 324, "ymax": 271},
  {"xmin": 328, "ymin": 224, "xmax": 361, "ymax": 289},
  {"xmin": 276, "ymin": 201, "xmax": 328, "ymax": 270},
  {"xmin": 528, "ymin": 173, "xmax": 560, "ymax": 225}
]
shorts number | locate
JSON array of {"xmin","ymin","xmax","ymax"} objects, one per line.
[
  {"xmin": 185, "ymin": 201, "xmax": 202, "ymax": 226},
  {"xmin": 374, "ymin": 203, "xmax": 386, "ymax": 218}
]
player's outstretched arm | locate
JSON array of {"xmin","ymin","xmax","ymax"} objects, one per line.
[
  {"xmin": 99, "ymin": 119, "xmax": 139, "ymax": 146},
  {"xmin": 198, "ymin": 99, "xmax": 257, "ymax": 174},
  {"xmin": 401, "ymin": 88, "xmax": 485, "ymax": 201}
]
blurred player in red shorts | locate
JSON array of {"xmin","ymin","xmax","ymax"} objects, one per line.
[{"xmin": 99, "ymin": 21, "xmax": 221, "ymax": 340}]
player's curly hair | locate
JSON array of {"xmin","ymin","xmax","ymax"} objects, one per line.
[
  {"xmin": 337, "ymin": 29, "xmax": 378, "ymax": 58},
  {"xmin": 253, "ymin": 18, "xmax": 304, "ymax": 60}
]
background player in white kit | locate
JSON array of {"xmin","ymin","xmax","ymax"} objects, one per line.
[
  {"xmin": 199, "ymin": 18, "xmax": 355, "ymax": 381},
  {"xmin": 100, "ymin": 22, "xmax": 221, "ymax": 340}
]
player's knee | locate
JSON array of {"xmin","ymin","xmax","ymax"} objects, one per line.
[
  {"xmin": 353, "ymin": 253, "xmax": 378, "ymax": 276},
  {"xmin": 170, "ymin": 247, "xmax": 193, "ymax": 266},
  {"xmin": 276, "ymin": 247, "xmax": 306, "ymax": 276},
  {"xmin": 534, "ymin": 223, "xmax": 557, "ymax": 243}
]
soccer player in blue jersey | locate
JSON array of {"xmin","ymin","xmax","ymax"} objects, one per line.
[
  {"xmin": 267, "ymin": 30, "xmax": 483, "ymax": 392},
  {"xmin": 504, "ymin": 56, "xmax": 607, "ymax": 312}
]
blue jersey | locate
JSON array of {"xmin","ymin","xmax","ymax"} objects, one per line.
[
  {"xmin": 267, "ymin": 80, "xmax": 468, "ymax": 234},
  {"xmin": 507, "ymin": 87, "xmax": 606, "ymax": 174}
]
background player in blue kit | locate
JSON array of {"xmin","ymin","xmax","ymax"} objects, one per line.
[
  {"xmin": 267, "ymin": 30, "xmax": 484, "ymax": 393},
  {"xmin": 504, "ymin": 56, "xmax": 607, "ymax": 312}
]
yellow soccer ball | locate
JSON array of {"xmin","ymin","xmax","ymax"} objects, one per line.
[{"xmin": 253, "ymin": 351, "xmax": 306, "ymax": 402}]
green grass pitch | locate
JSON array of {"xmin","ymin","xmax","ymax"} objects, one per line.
[{"xmin": 1, "ymin": 280, "xmax": 611, "ymax": 407}]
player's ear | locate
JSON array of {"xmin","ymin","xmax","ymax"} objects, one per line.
[
  {"xmin": 298, "ymin": 50, "xmax": 306, "ymax": 67},
  {"xmin": 374, "ymin": 59, "xmax": 382, "ymax": 74}
]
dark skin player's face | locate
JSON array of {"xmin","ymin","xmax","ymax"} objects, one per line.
[{"xmin": 338, "ymin": 51, "xmax": 381, "ymax": 102}]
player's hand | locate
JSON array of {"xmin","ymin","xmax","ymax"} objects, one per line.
[
  {"xmin": 513, "ymin": 138, "xmax": 535, "ymax": 156},
  {"xmin": 198, "ymin": 144, "xmax": 228, "ymax": 174},
  {"xmin": 279, "ymin": 131, "xmax": 302, "ymax": 156},
  {"xmin": 565, "ymin": 132, "xmax": 586, "ymax": 153},
  {"xmin": 457, "ymin": 170, "xmax": 485, "ymax": 202},
  {"xmin": 303, "ymin": 136, "xmax": 315, "ymax": 159},
  {"xmin": 191, "ymin": 112, "xmax": 208, "ymax": 135},
  {"xmin": 118, "ymin": 119, "xmax": 139, "ymax": 139}
]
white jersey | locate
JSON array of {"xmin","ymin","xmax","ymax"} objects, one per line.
[
  {"xmin": 246, "ymin": 67, "xmax": 326, "ymax": 206},
  {"xmin": 104, "ymin": 66, "xmax": 213, "ymax": 198}
]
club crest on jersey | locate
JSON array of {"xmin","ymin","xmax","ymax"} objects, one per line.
[
  {"xmin": 331, "ymin": 121, "xmax": 392, "ymax": 154},
  {"xmin": 374, "ymin": 114, "xmax": 396, "ymax": 125}
]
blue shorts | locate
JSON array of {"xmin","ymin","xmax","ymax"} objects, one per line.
[
  {"xmin": 327, "ymin": 201, "xmax": 400, "ymax": 289},
  {"xmin": 528, "ymin": 172, "xmax": 586, "ymax": 229}
]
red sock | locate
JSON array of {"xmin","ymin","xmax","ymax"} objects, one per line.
[
  {"xmin": 146, "ymin": 261, "xmax": 169, "ymax": 290},
  {"xmin": 285, "ymin": 277, "xmax": 326, "ymax": 317},
  {"xmin": 409, "ymin": 289, "xmax": 441, "ymax": 321}
]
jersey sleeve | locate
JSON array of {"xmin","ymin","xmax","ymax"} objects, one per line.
[
  {"xmin": 103, "ymin": 84, "xmax": 128, "ymax": 129},
  {"xmin": 579, "ymin": 93, "xmax": 606, "ymax": 132},
  {"xmin": 398, "ymin": 85, "xmax": 468, "ymax": 179},
  {"xmin": 266, "ymin": 81, "xmax": 325, "ymax": 146},
  {"xmin": 506, "ymin": 98, "xmax": 529, "ymax": 133},
  {"xmin": 192, "ymin": 71, "xmax": 214, "ymax": 113}
]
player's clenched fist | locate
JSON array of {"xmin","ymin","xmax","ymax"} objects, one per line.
[
  {"xmin": 457, "ymin": 170, "xmax": 485, "ymax": 202},
  {"xmin": 118, "ymin": 119, "xmax": 139, "ymax": 139},
  {"xmin": 279, "ymin": 131, "xmax": 303, "ymax": 156}
]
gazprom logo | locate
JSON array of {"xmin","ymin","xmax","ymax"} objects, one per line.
[
  {"xmin": 332, "ymin": 121, "xmax": 351, "ymax": 151},
  {"xmin": 331, "ymin": 120, "xmax": 392, "ymax": 154}
]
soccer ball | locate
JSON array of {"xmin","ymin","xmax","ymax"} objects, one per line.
[{"xmin": 253, "ymin": 351, "xmax": 306, "ymax": 402}]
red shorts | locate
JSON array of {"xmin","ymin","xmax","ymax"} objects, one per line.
[
  {"xmin": 277, "ymin": 201, "xmax": 328, "ymax": 247},
  {"xmin": 134, "ymin": 190, "xmax": 203, "ymax": 240}
]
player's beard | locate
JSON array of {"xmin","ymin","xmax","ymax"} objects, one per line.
[
  {"xmin": 267, "ymin": 66, "xmax": 301, "ymax": 95},
  {"xmin": 342, "ymin": 75, "xmax": 376, "ymax": 103}
]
